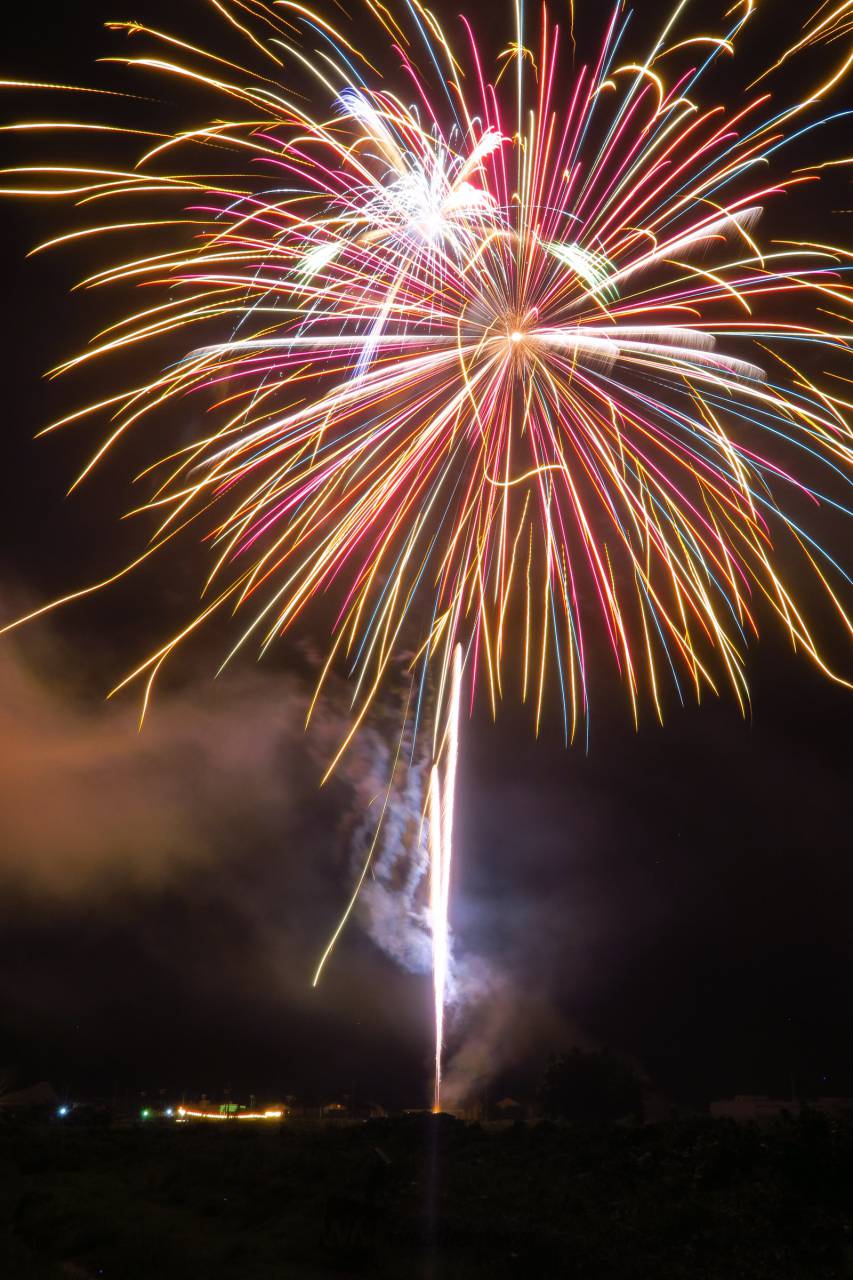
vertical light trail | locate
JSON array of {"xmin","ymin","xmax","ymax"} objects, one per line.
[{"xmin": 429, "ymin": 643, "xmax": 463, "ymax": 1113}]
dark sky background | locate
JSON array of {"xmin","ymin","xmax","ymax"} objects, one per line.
[{"xmin": 0, "ymin": 1, "xmax": 850, "ymax": 1111}]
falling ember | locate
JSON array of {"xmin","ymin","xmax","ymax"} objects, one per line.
[{"xmin": 429, "ymin": 644, "xmax": 462, "ymax": 1114}]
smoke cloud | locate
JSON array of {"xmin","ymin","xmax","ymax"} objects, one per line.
[
  {"xmin": 340, "ymin": 715, "xmax": 434, "ymax": 976},
  {"xmin": 440, "ymin": 955, "xmax": 584, "ymax": 1109},
  {"xmin": 0, "ymin": 626, "xmax": 578, "ymax": 1103},
  {"xmin": 0, "ymin": 635, "xmax": 315, "ymax": 897}
]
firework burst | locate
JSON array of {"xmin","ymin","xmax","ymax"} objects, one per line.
[{"xmin": 3, "ymin": 0, "xmax": 851, "ymax": 749}]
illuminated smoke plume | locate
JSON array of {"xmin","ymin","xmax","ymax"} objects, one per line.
[{"xmin": 349, "ymin": 728, "xmax": 433, "ymax": 977}]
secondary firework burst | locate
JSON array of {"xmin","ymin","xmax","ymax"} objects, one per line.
[{"xmin": 2, "ymin": 1, "xmax": 853, "ymax": 1103}]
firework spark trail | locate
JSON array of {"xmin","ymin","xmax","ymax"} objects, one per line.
[{"xmin": 429, "ymin": 643, "xmax": 462, "ymax": 1113}]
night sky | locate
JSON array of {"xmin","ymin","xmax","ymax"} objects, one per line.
[{"xmin": 0, "ymin": 1, "xmax": 850, "ymax": 1112}]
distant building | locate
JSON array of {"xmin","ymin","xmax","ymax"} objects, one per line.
[
  {"xmin": 321, "ymin": 1099, "xmax": 386, "ymax": 1120},
  {"xmin": 0, "ymin": 1081, "xmax": 58, "ymax": 1111},
  {"xmin": 712, "ymin": 1095, "xmax": 853, "ymax": 1122},
  {"xmin": 322, "ymin": 1101, "xmax": 348, "ymax": 1117},
  {"xmin": 711, "ymin": 1095, "xmax": 800, "ymax": 1121}
]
